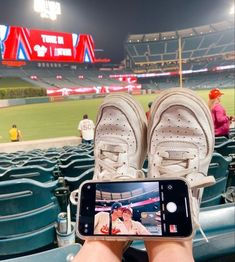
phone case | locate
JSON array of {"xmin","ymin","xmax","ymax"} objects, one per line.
[{"xmin": 76, "ymin": 177, "xmax": 194, "ymax": 241}]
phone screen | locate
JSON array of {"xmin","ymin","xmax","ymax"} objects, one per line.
[{"xmin": 78, "ymin": 179, "xmax": 192, "ymax": 238}]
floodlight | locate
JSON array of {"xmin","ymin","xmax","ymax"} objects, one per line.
[
  {"xmin": 34, "ymin": 0, "xmax": 43, "ymax": 12},
  {"xmin": 229, "ymin": 5, "xmax": 234, "ymax": 15},
  {"xmin": 34, "ymin": 0, "xmax": 61, "ymax": 21}
]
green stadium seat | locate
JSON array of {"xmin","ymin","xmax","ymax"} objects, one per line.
[
  {"xmin": 59, "ymin": 153, "xmax": 93, "ymax": 166},
  {"xmin": 0, "ymin": 160, "xmax": 14, "ymax": 168},
  {"xmin": 22, "ymin": 159, "xmax": 58, "ymax": 169},
  {"xmin": 65, "ymin": 167, "xmax": 94, "ymax": 192},
  {"xmin": 2, "ymin": 244, "xmax": 81, "ymax": 262},
  {"xmin": 0, "ymin": 166, "xmax": 57, "ymax": 183},
  {"xmin": 0, "ymin": 155, "xmax": 13, "ymax": 161},
  {"xmin": 11, "ymin": 156, "xmax": 30, "ymax": 164},
  {"xmin": 43, "ymin": 152, "xmax": 60, "ymax": 159},
  {"xmin": 214, "ymin": 140, "xmax": 235, "ymax": 158},
  {"xmin": 214, "ymin": 140, "xmax": 235, "ymax": 188},
  {"xmin": 229, "ymin": 127, "xmax": 235, "ymax": 139},
  {"xmin": 59, "ymin": 158, "xmax": 94, "ymax": 177},
  {"xmin": 201, "ymin": 153, "xmax": 232, "ymax": 207},
  {"xmin": 65, "ymin": 167, "xmax": 94, "ymax": 221},
  {"xmin": 215, "ymin": 136, "xmax": 228, "ymax": 146},
  {"xmin": 0, "ymin": 167, "xmax": 8, "ymax": 174},
  {"xmin": 0, "ymin": 178, "xmax": 61, "ymax": 257}
]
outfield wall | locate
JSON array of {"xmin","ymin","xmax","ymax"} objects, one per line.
[
  {"xmin": 0, "ymin": 136, "xmax": 81, "ymax": 153},
  {"xmin": 0, "ymin": 90, "xmax": 146, "ymax": 108}
]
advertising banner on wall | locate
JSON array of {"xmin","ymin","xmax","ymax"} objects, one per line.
[{"xmin": 46, "ymin": 84, "xmax": 142, "ymax": 96}]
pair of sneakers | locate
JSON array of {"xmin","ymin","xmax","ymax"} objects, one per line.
[{"xmin": 93, "ymin": 88, "xmax": 215, "ymax": 235}]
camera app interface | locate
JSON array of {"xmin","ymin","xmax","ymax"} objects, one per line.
[{"xmin": 94, "ymin": 181, "xmax": 162, "ymax": 236}]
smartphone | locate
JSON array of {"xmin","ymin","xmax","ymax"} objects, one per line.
[{"xmin": 76, "ymin": 178, "xmax": 193, "ymax": 241}]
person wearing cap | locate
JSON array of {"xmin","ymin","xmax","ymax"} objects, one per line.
[
  {"xmin": 94, "ymin": 202, "xmax": 128, "ymax": 235},
  {"xmin": 122, "ymin": 206, "xmax": 151, "ymax": 235},
  {"xmin": 208, "ymin": 88, "xmax": 233, "ymax": 137}
]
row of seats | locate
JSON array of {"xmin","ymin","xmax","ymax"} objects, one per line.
[{"xmin": 0, "ymin": 140, "xmax": 234, "ymax": 259}]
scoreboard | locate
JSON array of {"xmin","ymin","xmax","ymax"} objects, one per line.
[{"xmin": 0, "ymin": 24, "xmax": 99, "ymax": 63}]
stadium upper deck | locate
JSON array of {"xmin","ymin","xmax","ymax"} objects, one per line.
[{"xmin": 125, "ymin": 20, "xmax": 234, "ymax": 73}]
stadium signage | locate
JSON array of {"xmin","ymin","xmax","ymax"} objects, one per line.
[{"xmin": 0, "ymin": 24, "xmax": 109, "ymax": 63}]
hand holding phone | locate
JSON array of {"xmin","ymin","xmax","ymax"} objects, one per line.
[{"xmin": 76, "ymin": 178, "xmax": 193, "ymax": 241}]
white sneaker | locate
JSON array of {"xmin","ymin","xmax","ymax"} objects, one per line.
[
  {"xmin": 93, "ymin": 93, "xmax": 147, "ymax": 180},
  {"xmin": 147, "ymin": 88, "xmax": 215, "ymax": 235}
]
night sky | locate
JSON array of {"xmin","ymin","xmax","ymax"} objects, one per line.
[{"xmin": 0, "ymin": 0, "xmax": 233, "ymax": 63}]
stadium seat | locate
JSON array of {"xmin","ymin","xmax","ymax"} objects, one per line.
[
  {"xmin": 65, "ymin": 167, "xmax": 94, "ymax": 192},
  {"xmin": 11, "ymin": 156, "xmax": 31, "ymax": 165},
  {"xmin": 201, "ymin": 153, "xmax": 232, "ymax": 207},
  {"xmin": 0, "ymin": 165, "xmax": 57, "ymax": 183},
  {"xmin": 229, "ymin": 128, "xmax": 235, "ymax": 139},
  {"xmin": 22, "ymin": 158, "xmax": 58, "ymax": 169},
  {"xmin": 65, "ymin": 167, "xmax": 94, "ymax": 221},
  {"xmin": 214, "ymin": 141, "xmax": 235, "ymax": 188},
  {"xmin": 59, "ymin": 153, "xmax": 93, "ymax": 166},
  {"xmin": 215, "ymin": 136, "xmax": 228, "ymax": 146},
  {"xmin": 127, "ymin": 203, "xmax": 235, "ymax": 262},
  {"xmin": 0, "ymin": 160, "xmax": 14, "ymax": 168},
  {"xmin": 2, "ymin": 244, "xmax": 82, "ymax": 262},
  {"xmin": 0, "ymin": 166, "xmax": 8, "ymax": 174},
  {"xmin": 59, "ymin": 158, "xmax": 94, "ymax": 178},
  {"xmin": 0, "ymin": 178, "xmax": 61, "ymax": 257},
  {"xmin": 214, "ymin": 140, "xmax": 235, "ymax": 158}
]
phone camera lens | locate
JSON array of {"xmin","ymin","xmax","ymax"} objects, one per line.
[
  {"xmin": 86, "ymin": 206, "xmax": 89, "ymax": 210},
  {"xmin": 87, "ymin": 185, "xmax": 91, "ymax": 190},
  {"xmin": 167, "ymin": 185, "xmax": 173, "ymax": 190},
  {"xmin": 84, "ymin": 224, "xmax": 88, "ymax": 228},
  {"xmin": 84, "ymin": 228, "xmax": 88, "ymax": 233}
]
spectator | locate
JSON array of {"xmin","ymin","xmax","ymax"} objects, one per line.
[
  {"xmin": 146, "ymin": 101, "xmax": 152, "ymax": 120},
  {"xmin": 122, "ymin": 206, "xmax": 151, "ymax": 235},
  {"xmin": 208, "ymin": 88, "xmax": 234, "ymax": 137},
  {"xmin": 72, "ymin": 89, "xmax": 215, "ymax": 262},
  {"xmin": 78, "ymin": 114, "xmax": 95, "ymax": 144},
  {"xmin": 9, "ymin": 124, "xmax": 22, "ymax": 142},
  {"xmin": 94, "ymin": 202, "xmax": 128, "ymax": 235}
]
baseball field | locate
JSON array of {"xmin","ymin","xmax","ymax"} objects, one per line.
[{"xmin": 0, "ymin": 88, "xmax": 234, "ymax": 143}]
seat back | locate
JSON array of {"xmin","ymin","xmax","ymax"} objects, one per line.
[
  {"xmin": 215, "ymin": 136, "xmax": 228, "ymax": 146},
  {"xmin": 214, "ymin": 140, "xmax": 235, "ymax": 158},
  {"xmin": 22, "ymin": 159, "xmax": 57, "ymax": 169},
  {"xmin": 201, "ymin": 153, "xmax": 232, "ymax": 207},
  {"xmin": 0, "ymin": 178, "xmax": 61, "ymax": 256},
  {"xmin": 59, "ymin": 158, "xmax": 94, "ymax": 177},
  {"xmin": 0, "ymin": 165, "xmax": 56, "ymax": 183},
  {"xmin": 60, "ymin": 153, "xmax": 93, "ymax": 166}
]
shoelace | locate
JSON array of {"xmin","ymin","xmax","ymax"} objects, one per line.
[
  {"xmin": 96, "ymin": 144, "xmax": 144, "ymax": 180},
  {"xmin": 156, "ymin": 150, "xmax": 216, "ymax": 242}
]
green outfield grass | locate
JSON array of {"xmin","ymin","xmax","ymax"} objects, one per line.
[{"xmin": 0, "ymin": 88, "xmax": 234, "ymax": 143}]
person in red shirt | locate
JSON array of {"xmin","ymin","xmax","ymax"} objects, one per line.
[{"xmin": 208, "ymin": 88, "xmax": 234, "ymax": 137}]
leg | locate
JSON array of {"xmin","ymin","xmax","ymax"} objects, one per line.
[
  {"xmin": 145, "ymin": 240, "xmax": 194, "ymax": 262},
  {"xmin": 145, "ymin": 88, "xmax": 215, "ymax": 262},
  {"xmin": 72, "ymin": 240, "xmax": 125, "ymax": 262},
  {"xmin": 72, "ymin": 93, "xmax": 147, "ymax": 260}
]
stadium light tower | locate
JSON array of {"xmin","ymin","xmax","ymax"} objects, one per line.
[{"xmin": 34, "ymin": 0, "xmax": 61, "ymax": 21}]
